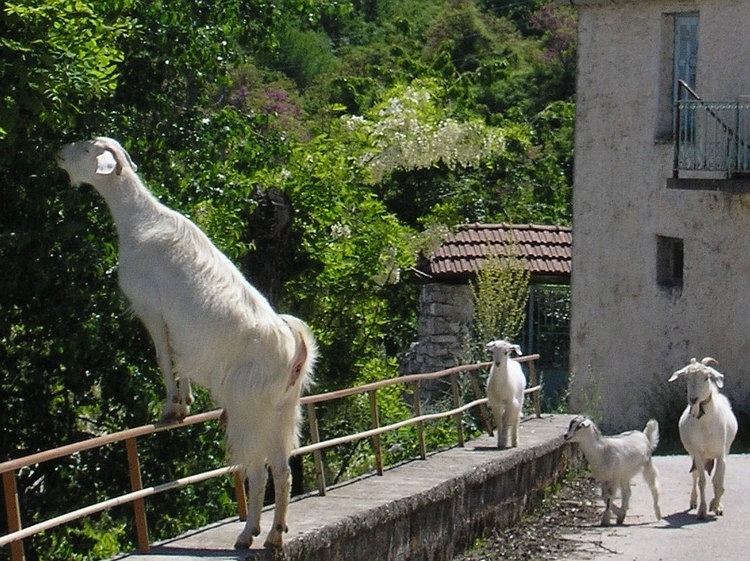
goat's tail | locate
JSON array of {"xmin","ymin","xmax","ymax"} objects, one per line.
[
  {"xmin": 644, "ymin": 419, "xmax": 660, "ymax": 453},
  {"xmin": 280, "ymin": 314, "xmax": 318, "ymax": 392}
]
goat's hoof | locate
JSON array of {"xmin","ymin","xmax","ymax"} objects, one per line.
[
  {"xmin": 264, "ymin": 533, "xmax": 283, "ymax": 549},
  {"xmin": 710, "ymin": 500, "xmax": 723, "ymax": 515},
  {"xmin": 160, "ymin": 402, "xmax": 190, "ymax": 423},
  {"xmin": 234, "ymin": 537, "xmax": 252, "ymax": 550},
  {"xmin": 159, "ymin": 410, "xmax": 181, "ymax": 423}
]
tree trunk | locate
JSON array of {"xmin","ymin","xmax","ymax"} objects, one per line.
[{"xmin": 240, "ymin": 185, "xmax": 306, "ymax": 498}]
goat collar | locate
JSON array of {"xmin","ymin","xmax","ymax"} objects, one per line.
[{"xmin": 696, "ymin": 393, "xmax": 712, "ymax": 419}]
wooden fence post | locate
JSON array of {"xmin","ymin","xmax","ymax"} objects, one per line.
[
  {"xmin": 368, "ymin": 390, "xmax": 383, "ymax": 476},
  {"xmin": 470, "ymin": 371, "xmax": 494, "ymax": 436},
  {"xmin": 125, "ymin": 437, "xmax": 150, "ymax": 553},
  {"xmin": 450, "ymin": 374, "xmax": 464, "ymax": 446},
  {"xmin": 3, "ymin": 470, "xmax": 25, "ymax": 561},
  {"xmin": 233, "ymin": 472, "xmax": 248, "ymax": 521},
  {"xmin": 528, "ymin": 361, "xmax": 542, "ymax": 418},
  {"xmin": 306, "ymin": 402, "xmax": 327, "ymax": 495},
  {"xmin": 413, "ymin": 381, "xmax": 427, "ymax": 460}
]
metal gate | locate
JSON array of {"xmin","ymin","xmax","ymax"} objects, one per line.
[{"xmin": 521, "ymin": 284, "xmax": 570, "ymax": 409}]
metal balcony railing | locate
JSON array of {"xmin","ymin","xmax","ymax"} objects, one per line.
[{"xmin": 673, "ymin": 81, "xmax": 750, "ymax": 178}]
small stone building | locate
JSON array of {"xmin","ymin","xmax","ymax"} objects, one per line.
[{"xmin": 401, "ymin": 223, "xmax": 572, "ymax": 399}]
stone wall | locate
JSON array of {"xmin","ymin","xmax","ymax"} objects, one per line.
[{"xmin": 400, "ymin": 283, "xmax": 474, "ymax": 375}]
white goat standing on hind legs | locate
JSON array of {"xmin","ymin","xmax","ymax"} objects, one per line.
[
  {"xmin": 56, "ymin": 137, "xmax": 317, "ymax": 550},
  {"xmin": 669, "ymin": 357, "xmax": 738, "ymax": 520},
  {"xmin": 564, "ymin": 416, "xmax": 661, "ymax": 526},
  {"xmin": 485, "ymin": 339, "xmax": 526, "ymax": 449}
]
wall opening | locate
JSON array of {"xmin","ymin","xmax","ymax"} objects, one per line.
[{"xmin": 657, "ymin": 235, "xmax": 684, "ymax": 289}]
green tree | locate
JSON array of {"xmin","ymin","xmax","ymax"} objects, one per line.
[
  {"xmin": 470, "ymin": 253, "xmax": 530, "ymax": 360},
  {"xmin": 1, "ymin": 2, "xmax": 576, "ymax": 557},
  {"xmin": 0, "ymin": 0, "xmax": 135, "ymax": 149}
]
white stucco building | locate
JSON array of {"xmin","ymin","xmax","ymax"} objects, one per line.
[{"xmin": 564, "ymin": 0, "xmax": 750, "ymax": 430}]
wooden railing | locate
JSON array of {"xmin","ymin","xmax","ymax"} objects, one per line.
[{"xmin": 1, "ymin": 356, "xmax": 541, "ymax": 560}]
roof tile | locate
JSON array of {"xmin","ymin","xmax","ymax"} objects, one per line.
[{"xmin": 417, "ymin": 223, "xmax": 572, "ymax": 281}]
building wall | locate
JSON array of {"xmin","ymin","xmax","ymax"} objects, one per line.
[{"xmin": 569, "ymin": 0, "xmax": 750, "ymax": 430}]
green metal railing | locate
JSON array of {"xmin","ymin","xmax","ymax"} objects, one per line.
[{"xmin": 674, "ymin": 80, "xmax": 750, "ymax": 178}]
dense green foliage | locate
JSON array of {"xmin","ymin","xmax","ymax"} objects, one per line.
[
  {"xmin": 471, "ymin": 253, "xmax": 531, "ymax": 359},
  {"xmin": 0, "ymin": 0, "xmax": 576, "ymax": 558}
]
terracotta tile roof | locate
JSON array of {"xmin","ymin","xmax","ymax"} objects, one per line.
[{"xmin": 416, "ymin": 223, "xmax": 571, "ymax": 282}]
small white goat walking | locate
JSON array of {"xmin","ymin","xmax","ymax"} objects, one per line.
[
  {"xmin": 669, "ymin": 357, "xmax": 738, "ymax": 519},
  {"xmin": 564, "ymin": 416, "xmax": 661, "ymax": 526},
  {"xmin": 485, "ymin": 340, "xmax": 526, "ymax": 449},
  {"xmin": 56, "ymin": 137, "xmax": 317, "ymax": 549}
]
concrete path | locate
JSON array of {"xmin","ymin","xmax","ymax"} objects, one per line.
[
  {"xmin": 563, "ymin": 454, "xmax": 750, "ymax": 560},
  {"xmin": 113, "ymin": 414, "xmax": 577, "ymax": 561}
]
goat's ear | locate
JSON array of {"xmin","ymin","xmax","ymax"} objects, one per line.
[
  {"xmin": 511, "ymin": 344, "xmax": 522, "ymax": 356},
  {"xmin": 96, "ymin": 150, "xmax": 119, "ymax": 175},
  {"xmin": 707, "ymin": 367, "xmax": 725, "ymax": 388},
  {"xmin": 668, "ymin": 368, "xmax": 685, "ymax": 382},
  {"xmin": 486, "ymin": 341, "xmax": 495, "ymax": 352}
]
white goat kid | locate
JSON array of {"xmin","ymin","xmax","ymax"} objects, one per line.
[
  {"xmin": 56, "ymin": 137, "xmax": 317, "ymax": 549},
  {"xmin": 668, "ymin": 357, "xmax": 738, "ymax": 519},
  {"xmin": 485, "ymin": 340, "xmax": 526, "ymax": 449},
  {"xmin": 564, "ymin": 416, "xmax": 661, "ymax": 526}
]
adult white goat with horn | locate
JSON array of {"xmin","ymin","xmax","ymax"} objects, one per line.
[
  {"xmin": 669, "ymin": 357, "xmax": 737, "ymax": 519},
  {"xmin": 56, "ymin": 137, "xmax": 317, "ymax": 549}
]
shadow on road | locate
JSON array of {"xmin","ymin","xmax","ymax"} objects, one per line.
[{"xmin": 661, "ymin": 509, "xmax": 717, "ymax": 529}]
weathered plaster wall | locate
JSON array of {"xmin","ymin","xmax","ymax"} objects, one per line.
[{"xmin": 569, "ymin": 0, "xmax": 750, "ymax": 430}]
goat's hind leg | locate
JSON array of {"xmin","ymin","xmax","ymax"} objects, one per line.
[
  {"xmin": 643, "ymin": 459, "xmax": 662, "ymax": 519},
  {"xmin": 234, "ymin": 461, "xmax": 267, "ymax": 550},
  {"xmin": 264, "ymin": 450, "xmax": 293, "ymax": 548},
  {"xmin": 599, "ymin": 483, "xmax": 614, "ymax": 526}
]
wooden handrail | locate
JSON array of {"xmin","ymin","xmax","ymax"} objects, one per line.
[
  {"xmin": 1, "ymin": 356, "xmax": 543, "ymax": 560},
  {"xmin": 0, "ymin": 409, "xmax": 223, "ymax": 476}
]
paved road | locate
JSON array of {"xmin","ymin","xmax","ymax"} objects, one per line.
[{"xmin": 563, "ymin": 454, "xmax": 750, "ymax": 560}]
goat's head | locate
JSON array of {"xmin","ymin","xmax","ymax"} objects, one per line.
[
  {"xmin": 564, "ymin": 415, "xmax": 597, "ymax": 442},
  {"xmin": 485, "ymin": 339, "xmax": 522, "ymax": 365},
  {"xmin": 668, "ymin": 357, "xmax": 724, "ymax": 418},
  {"xmin": 56, "ymin": 137, "xmax": 137, "ymax": 187}
]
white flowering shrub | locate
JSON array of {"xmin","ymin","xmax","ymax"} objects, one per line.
[{"xmin": 342, "ymin": 82, "xmax": 505, "ymax": 182}]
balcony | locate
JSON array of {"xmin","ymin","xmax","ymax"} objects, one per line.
[
  {"xmin": 673, "ymin": 99, "xmax": 750, "ymax": 178},
  {"xmin": 676, "ymin": 101, "xmax": 750, "ymax": 176}
]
